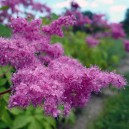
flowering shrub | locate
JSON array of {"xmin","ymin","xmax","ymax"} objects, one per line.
[
  {"xmin": 52, "ymin": 30, "xmax": 125, "ymax": 70},
  {"xmin": 85, "ymin": 17, "xmax": 126, "ymax": 47},
  {"xmin": 0, "ymin": 16, "xmax": 126, "ymax": 118},
  {"xmin": 64, "ymin": 1, "xmax": 126, "ymax": 47},
  {"xmin": 110, "ymin": 23, "xmax": 126, "ymax": 39}
]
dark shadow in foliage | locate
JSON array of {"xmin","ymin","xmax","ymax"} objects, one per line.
[
  {"xmin": 73, "ymin": 11, "xmax": 94, "ymax": 33},
  {"xmin": 122, "ymin": 8, "xmax": 129, "ymax": 36}
]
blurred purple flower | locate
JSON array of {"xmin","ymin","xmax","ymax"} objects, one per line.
[
  {"xmin": 110, "ymin": 23, "xmax": 126, "ymax": 39},
  {"xmin": 86, "ymin": 35, "xmax": 100, "ymax": 47}
]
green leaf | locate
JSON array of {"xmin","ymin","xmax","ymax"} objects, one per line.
[
  {"xmin": 42, "ymin": 122, "xmax": 53, "ymax": 129},
  {"xmin": 9, "ymin": 108, "xmax": 24, "ymax": 115},
  {"xmin": 5, "ymin": 71, "xmax": 12, "ymax": 85},
  {"xmin": 28, "ymin": 119, "xmax": 43, "ymax": 129},
  {"xmin": 1, "ymin": 110, "xmax": 13, "ymax": 127},
  {"xmin": 0, "ymin": 121, "xmax": 8, "ymax": 128},
  {"xmin": 0, "ymin": 6, "xmax": 9, "ymax": 10},
  {"xmin": 0, "ymin": 98, "xmax": 6, "ymax": 117},
  {"xmin": 0, "ymin": 78, "xmax": 7, "ymax": 86},
  {"xmin": 12, "ymin": 115, "xmax": 31, "ymax": 129},
  {"xmin": 44, "ymin": 116, "xmax": 56, "ymax": 129},
  {"xmin": 35, "ymin": 114, "xmax": 56, "ymax": 129},
  {"xmin": 65, "ymin": 111, "xmax": 76, "ymax": 124},
  {"xmin": 0, "ymin": 66, "xmax": 12, "ymax": 85},
  {"xmin": 3, "ymin": 93, "xmax": 9, "ymax": 102}
]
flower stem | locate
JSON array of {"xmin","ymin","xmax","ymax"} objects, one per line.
[{"xmin": 0, "ymin": 88, "xmax": 11, "ymax": 96}]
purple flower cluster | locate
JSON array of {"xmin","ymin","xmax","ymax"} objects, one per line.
[
  {"xmin": 110, "ymin": 23, "xmax": 126, "ymax": 39},
  {"xmin": 42, "ymin": 15, "xmax": 76, "ymax": 37},
  {"xmin": 0, "ymin": 0, "xmax": 51, "ymax": 23},
  {"xmin": 0, "ymin": 16, "xmax": 126, "ymax": 117}
]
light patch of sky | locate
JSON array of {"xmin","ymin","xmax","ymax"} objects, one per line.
[{"xmin": 38, "ymin": 0, "xmax": 129, "ymax": 22}]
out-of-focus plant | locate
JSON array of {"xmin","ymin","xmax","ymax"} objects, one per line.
[
  {"xmin": 0, "ymin": 0, "xmax": 51, "ymax": 23},
  {"xmin": 52, "ymin": 31, "xmax": 125, "ymax": 70},
  {"xmin": 64, "ymin": 1, "xmax": 126, "ymax": 48}
]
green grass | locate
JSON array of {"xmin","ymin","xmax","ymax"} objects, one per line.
[{"xmin": 89, "ymin": 72, "xmax": 129, "ymax": 129}]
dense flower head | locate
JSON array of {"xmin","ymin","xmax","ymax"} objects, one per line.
[
  {"xmin": 0, "ymin": 16, "xmax": 74, "ymax": 68},
  {"xmin": 10, "ymin": 17, "xmax": 44, "ymax": 41},
  {"xmin": 42, "ymin": 15, "xmax": 76, "ymax": 37},
  {"xmin": 0, "ymin": 17, "xmax": 126, "ymax": 117},
  {"xmin": 9, "ymin": 56, "xmax": 126, "ymax": 117}
]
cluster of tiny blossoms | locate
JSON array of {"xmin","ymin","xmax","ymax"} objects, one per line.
[{"xmin": 0, "ymin": 16, "xmax": 126, "ymax": 117}]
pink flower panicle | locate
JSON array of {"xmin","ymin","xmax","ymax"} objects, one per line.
[
  {"xmin": 42, "ymin": 15, "xmax": 76, "ymax": 37},
  {"xmin": 10, "ymin": 17, "xmax": 43, "ymax": 41},
  {"xmin": 0, "ymin": 17, "xmax": 126, "ymax": 117}
]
